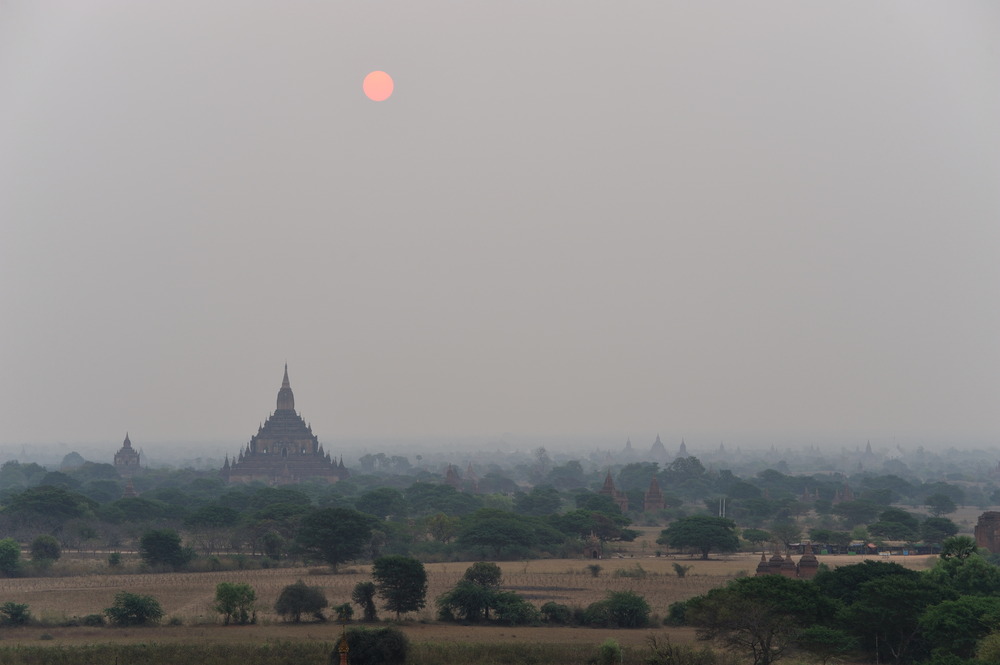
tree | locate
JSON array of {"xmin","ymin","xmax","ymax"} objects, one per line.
[
  {"xmin": 0, "ymin": 602, "xmax": 31, "ymax": 626},
  {"xmin": 939, "ymin": 535, "xmax": 978, "ymax": 560},
  {"xmin": 742, "ymin": 529, "xmax": 771, "ymax": 551},
  {"xmin": 768, "ymin": 521, "xmax": 800, "ymax": 548},
  {"xmin": 841, "ymin": 575, "xmax": 955, "ymax": 664},
  {"xmin": 920, "ymin": 517, "xmax": 958, "ymax": 545},
  {"xmin": 814, "ymin": 560, "xmax": 918, "ymax": 606},
  {"xmin": 685, "ymin": 576, "xmax": 834, "ymax": 665},
  {"xmin": 436, "ymin": 561, "xmax": 506, "ymax": 622},
  {"xmin": 794, "ymin": 626, "xmax": 858, "ymax": 665},
  {"xmin": 462, "ymin": 561, "xmax": 502, "ymax": 589},
  {"xmin": 214, "ymin": 582, "xmax": 256, "ymax": 625},
  {"xmin": 352, "ymin": 581, "xmax": 379, "ymax": 622},
  {"xmin": 372, "ymin": 555, "xmax": 428, "ymax": 620},
  {"xmin": 658, "ymin": 516, "xmax": 739, "ymax": 560},
  {"xmin": 355, "ymin": 488, "xmax": 408, "ymax": 520},
  {"xmin": 104, "ymin": 591, "xmax": 164, "ymax": 626},
  {"xmin": 918, "ymin": 596, "xmax": 1000, "ymax": 659},
  {"xmin": 139, "ymin": 529, "xmax": 193, "ymax": 569},
  {"xmin": 924, "ymin": 493, "xmax": 957, "ymax": 517},
  {"xmin": 343, "ymin": 626, "xmax": 410, "ymax": 665},
  {"xmin": 582, "ymin": 590, "xmax": 651, "ymax": 628},
  {"xmin": 0, "ymin": 538, "xmax": 21, "ymax": 576},
  {"xmin": 275, "ymin": 579, "xmax": 328, "ymax": 622},
  {"xmin": 29, "ymin": 535, "xmax": 61, "ymax": 562},
  {"xmin": 832, "ymin": 499, "xmax": 881, "ymax": 527},
  {"xmin": 296, "ymin": 508, "xmax": 376, "ymax": 571}
]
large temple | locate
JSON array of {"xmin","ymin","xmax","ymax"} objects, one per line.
[{"xmin": 221, "ymin": 365, "xmax": 349, "ymax": 485}]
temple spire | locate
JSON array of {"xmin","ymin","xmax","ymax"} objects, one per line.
[{"xmin": 276, "ymin": 364, "xmax": 295, "ymax": 411}]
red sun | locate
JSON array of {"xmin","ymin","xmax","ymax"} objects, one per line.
[{"xmin": 363, "ymin": 71, "xmax": 394, "ymax": 101}]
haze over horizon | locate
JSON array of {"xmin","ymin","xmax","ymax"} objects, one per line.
[{"xmin": 2, "ymin": 2, "xmax": 998, "ymax": 450}]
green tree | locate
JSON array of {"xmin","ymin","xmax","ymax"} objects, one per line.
[
  {"xmin": 355, "ymin": 488, "xmax": 408, "ymax": 520},
  {"xmin": 436, "ymin": 561, "xmax": 506, "ymax": 623},
  {"xmin": 832, "ymin": 499, "xmax": 880, "ymax": 527},
  {"xmin": 919, "ymin": 596, "xmax": 1000, "ymax": 659},
  {"xmin": 0, "ymin": 602, "xmax": 31, "ymax": 626},
  {"xmin": 658, "ymin": 515, "xmax": 739, "ymax": 560},
  {"xmin": 29, "ymin": 535, "xmax": 61, "ymax": 562},
  {"xmin": 352, "ymin": 581, "xmax": 379, "ymax": 622},
  {"xmin": 742, "ymin": 528, "xmax": 771, "ymax": 551},
  {"xmin": 685, "ymin": 575, "xmax": 834, "ymax": 665},
  {"xmin": 462, "ymin": 561, "xmax": 502, "ymax": 589},
  {"xmin": 104, "ymin": 591, "xmax": 164, "ymax": 626},
  {"xmin": 841, "ymin": 575, "xmax": 956, "ymax": 664},
  {"xmin": 582, "ymin": 590, "xmax": 651, "ymax": 628},
  {"xmin": 814, "ymin": 560, "xmax": 917, "ymax": 605},
  {"xmin": 924, "ymin": 493, "xmax": 957, "ymax": 517},
  {"xmin": 342, "ymin": 626, "xmax": 410, "ymax": 665},
  {"xmin": 139, "ymin": 529, "xmax": 193, "ymax": 569},
  {"xmin": 372, "ymin": 555, "xmax": 428, "ymax": 620},
  {"xmin": 0, "ymin": 538, "xmax": 21, "ymax": 576},
  {"xmin": 794, "ymin": 626, "xmax": 858, "ymax": 665},
  {"xmin": 296, "ymin": 508, "xmax": 376, "ymax": 572},
  {"xmin": 920, "ymin": 517, "xmax": 958, "ymax": 545},
  {"xmin": 513, "ymin": 485, "xmax": 562, "ymax": 516},
  {"xmin": 214, "ymin": 582, "xmax": 256, "ymax": 625},
  {"xmin": 940, "ymin": 535, "xmax": 978, "ymax": 560},
  {"xmin": 768, "ymin": 521, "xmax": 800, "ymax": 548},
  {"xmin": 275, "ymin": 579, "xmax": 328, "ymax": 622}
]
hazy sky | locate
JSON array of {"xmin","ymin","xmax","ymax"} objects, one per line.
[{"xmin": 2, "ymin": 2, "xmax": 998, "ymax": 450}]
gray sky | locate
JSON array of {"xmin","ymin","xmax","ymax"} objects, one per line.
[{"xmin": 2, "ymin": 2, "xmax": 999, "ymax": 450}]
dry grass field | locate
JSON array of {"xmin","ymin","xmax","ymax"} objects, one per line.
[{"xmin": 0, "ymin": 532, "xmax": 938, "ymax": 651}]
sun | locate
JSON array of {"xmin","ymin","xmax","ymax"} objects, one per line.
[{"xmin": 363, "ymin": 71, "xmax": 394, "ymax": 101}]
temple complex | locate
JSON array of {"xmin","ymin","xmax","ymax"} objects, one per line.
[
  {"xmin": 113, "ymin": 433, "xmax": 141, "ymax": 477},
  {"xmin": 221, "ymin": 366, "xmax": 349, "ymax": 485}
]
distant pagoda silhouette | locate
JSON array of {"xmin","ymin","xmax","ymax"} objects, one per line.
[
  {"xmin": 221, "ymin": 365, "xmax": 348, "ymax": 485},
  {"xmin": 114, "ymin": 433, "xmax": 142, "ymax": 477}
]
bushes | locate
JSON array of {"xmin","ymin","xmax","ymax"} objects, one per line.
[
  {"xmin": 275, "ymin": 579, "xmax": 328, "ymax": 623},
  {"xmin": 340, "ymin": 627, "xmax": 409, "ymax": 665},
  {"xmin": 540, "ymin": 601, "xmax": 573, "ymax": 625},
  {"xmin": 583, "ymin": 591, "xmax": 651, "ymax": 628},
  {"xmin": 0, "ymin": 601, "xmax": 31, "ymax": 626},
  {"xmin": 104, "ymin": 591, "xmax": 164, "ymax": 626},
  {"xmin": 214, "ymin": 582, "xmax": 256, "ymax": 625}
]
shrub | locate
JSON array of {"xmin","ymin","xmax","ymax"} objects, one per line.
[
  {"xmin": 30, "ymin": 535, "xmax": 61, "ymax": 563},
  {"xmin": 335, "ymin": 602, "xmax": 354, "ymax": 622},
  {"xmin": 340, "ymin": 626, "xmax": 409, "ymax": 665},
  {"xmin": 596, "ymin": 639, "xmax": 622, "ymax": 665},
  {"xmin": 352, "ymin": 581, "xmax": 379, "ymax": 622},
  {"xmin": 647, "ymin": 634, "xmax": 718, "ymax": 665},
  {"xmin": 0, "ymin": 538, "xmax": 22, "ymax": 576},
  {"xmin": 214, "ymin": 582, "xmax": 256, "ymax": 625},
  {"xmin": 492, "ymin": 591, "xmax": 540, "ymax": 626},
  {"xmin": 664, "ymin": 601, "xmax": 688, "ymax": 626},
  {"xmin": 275, "ymin": 579, "xmax": 328, "ymax": 622},
  {"xmin": 139, "ymin": 529, "xmax": 194, "ymax": 570},
  {"xmin": 672, "ymin": 563, "xmax": 692, "ymax": 578},
  {"xmin": 107, "ymin": 552, "xmax": 122, "ymax": 567},
  {"xmin": 80, "ymin": 613, "xmax": 105, "ymax": 627},
  {"xmin": 0, "ymin": 601, "xmax": 31, "ymax": 626},
  {"xmin": 613, "ymin": 564, "xmax": 647, "ymax": 578},
  {"xmin": 587, "ymin": 564, "xmax": 602, "ymax": 577},
  {"xmin": 583, "ymin": 591, "xmax": 651, "ymax": 628},
  {"xmin": 104, "ymin": 591, "xmax": 164, "ymax": 626},
  {"xmin": 540, "ymin": 601, "xmax": 573, "ymax": 625}
]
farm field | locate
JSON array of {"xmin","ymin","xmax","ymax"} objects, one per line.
[{"xmin": 0, "ymin": 548, "xmax": 937, "ymax": 649}]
